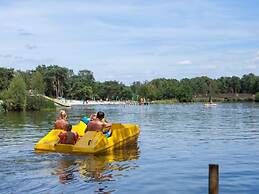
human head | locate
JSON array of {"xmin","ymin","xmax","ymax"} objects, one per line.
[
  {"xmin": 60, "ymin": 110, "xmax": 67, "ymax": 119},
  {"xmin": 97, "ymin": 111, "xmax": 105, "ymax": 120},
  {"xmin": 66, "ymin": 123, "xmax": 72, "ymax": 131},
  {"xmin": 90, "ymin": 113, "xmax": 97, "ymax": 121}
]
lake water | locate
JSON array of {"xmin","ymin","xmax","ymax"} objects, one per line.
[{"xmin": 1, "ymin": 103, "xmax": 259, "ymax": 194}]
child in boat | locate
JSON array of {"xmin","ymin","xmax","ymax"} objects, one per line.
[
  {"xmin": 58, "ymin": 123, "xmax": 79, "ymax": 145},
  {"xmin": 55, "ymin": 110, "xmax": 69, "ymax": 129}
]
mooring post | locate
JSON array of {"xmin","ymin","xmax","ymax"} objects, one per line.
[{"xmin": 209, "ymin": 164, "xmax": 219, "ymax": 194}]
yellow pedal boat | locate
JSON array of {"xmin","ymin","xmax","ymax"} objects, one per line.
[{"xmin": 34, "ymin": 121, "xmax": 140, "ymax": 154}]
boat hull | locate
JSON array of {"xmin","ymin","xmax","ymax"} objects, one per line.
[{"xmin": 34, "ymin": 121, "xmax": 140, "ymax": 154}]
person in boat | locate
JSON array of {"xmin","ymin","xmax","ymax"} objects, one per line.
[
  {"xmin": 86, "ymin": 111, "xmax": 112, "ymax": 133},
  {"xmin": 58, "ymin": 123, "xmax": 79, "ymax": 145},
  {"xmin": 55, "ymin": 110, "xmax": 69, "ymax": 129},
  {"xmin": 90, "ymin": 113, "xmax": 97, "ymax": 121}
]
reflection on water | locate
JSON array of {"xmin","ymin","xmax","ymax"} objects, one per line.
[
  {"xmin": 53, "ymin": 137, "xmax": 139, "ymax": 185},
  {"xmin": 78, "ymin": 138, "xmax": 140, "ymax": 183},
  {"xmin": 55, "ymin": 159, "xmax": 76, "ymax": 184},
  {"xmin": 1, "ymin": 103, "xmax": 259, "ymax": 193}
]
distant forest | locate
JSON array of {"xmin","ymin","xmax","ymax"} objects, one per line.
[{"xmin": 0, "ymin": 65, "xmax": 259, "ymax": 104}]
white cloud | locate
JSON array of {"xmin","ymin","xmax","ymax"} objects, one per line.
[
  {"xmin": 245, "ymin": 65, "xmax": 257, "ymax": 70},
  {"xmin": 25, "ymin": 44, "xmax": 37, "ymax": 50},
  {"xmin": 177, "ymin": 60, "xmax": 192, "ymax": 65},
  {"xmin": 255, "ymin": 50, "xmax": 259, "ymax": 60},
  {"xmin": 0, "ymin": 1, "xmax": 258, "ymax": 83},
  {"xmin": 206, "ymin": 65, "xmax": 218, "ymax": 70},
  {"xmin": 17, "ymin": 29, "xmax": 33, "ymax": 36}
]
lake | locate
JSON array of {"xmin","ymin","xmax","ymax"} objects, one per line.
[{"xmin": 1, "ymin": 103, "xmax": 259, "ymax": 194}]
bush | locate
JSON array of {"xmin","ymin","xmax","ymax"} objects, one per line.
[
  {"xmin": 1, "ymin": 74, "xmax": 26, "ymax": 111},
  {"xmin": 255, "ymin": 92, "xmax": 259, "ymax": 102},
  {"xmin": 176, "ymin": 84, "xmax": 193, "ymax": 102},
  {"xmin": 26, "ymin": 95, "xmax": 55, "ymax": 111}
]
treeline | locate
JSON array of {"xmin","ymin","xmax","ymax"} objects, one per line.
[
  {"xmin": 0, "ymin": 65, "xmax": 259, "ymax": 110},
  {"xmin": 132, "ymin": 75, "xmax": 259, "ymax": 102}
]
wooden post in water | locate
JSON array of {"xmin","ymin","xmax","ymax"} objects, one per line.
[{"xmin": 209, "ymin": 164, "xmax": 219, "ymax": 194}]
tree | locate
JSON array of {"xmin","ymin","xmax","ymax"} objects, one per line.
[
  {"xmin": 36, "ymin": 65, "xmax": 72, "ymax": 97},
  {"xmin": 31, "ymin": 71, "xmax": 45, "ymax": 94},
  {"xmin": 230, "ymin": 76, "xmax": 241, "ymax": 93},
  {"xmin": 176, "ymin": 82, "xmax": 193, "ymax": 102},
  {"xmin": 17, "ymin": 70, "xmax": 32, "ymax": 90},
  {"xmin": 93, "ymin": 81, "xmax": 132, "ymax": 100},
  {"xmin": 1, "ymin": 74, "xmax": 27, "ymax": 111},
  {"xmin": 0, "ymin": 67, "xmax": 14, "ymax": 92},
  {"xmin": 241, "ymin": 73, "xmax": 257, "ymax": 93},
  {"xmin": 255, "ymin": 92, "xmax": 259, "ymax": 102},
  {"xmin": 189, "ymin": 77, "xmax": 211, "ymax": 95},
  {"xmin": 67, "ymin": 69, "xmax": 95, "ymax": 100}
]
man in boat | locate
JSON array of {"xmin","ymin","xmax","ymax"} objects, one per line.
[
  {"xmin": 58, "ymin": 123, "xmax": 79, "ymax": 145},
  {"xmin": 86, "ymin": 111, "xmax": 112, "ymax": 133},
  {"xmin": 55, "ymin": 110, "xmax": 69, "ymax": 129},
  {"xmin": 90, "ymin": 113, "xmax": 97, "ymax": 121}
]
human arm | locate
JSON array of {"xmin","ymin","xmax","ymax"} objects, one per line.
[{"xmin": 102, "ymin": 122, "xmax": 112, "ymax": 133}]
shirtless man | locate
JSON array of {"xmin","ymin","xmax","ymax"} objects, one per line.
[{"xmin": 87, "ymin": 111, "xmax": 112, "ymax": 132}]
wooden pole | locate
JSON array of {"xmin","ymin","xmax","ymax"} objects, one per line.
[{"xmin": 209, "ymin": 164, "xmax": 219, "ymax": 194}]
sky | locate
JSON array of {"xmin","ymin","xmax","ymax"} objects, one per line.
[{"xmin": 0, "ymin": 0, "xmax": 259, "ymax": 84}]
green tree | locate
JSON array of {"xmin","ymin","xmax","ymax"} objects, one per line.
[
  {"xmin": 1, "ymin": 74, "xmax": 27, "ymax": 111},
  {"xmin": 0, "ymin": 67, "xmax": 14, "ymax": 92},
  {"xmin": 176, "ymin": 81, "xmax": 193, "ymax": 102},
  {"xmin": 17, "ymin": 70, "xmax": 32, "ymax": 90},
  {"xmin": 241, "ymin": 73, "xmax": 257, "ymax": 93},
  {"xmin": 67, "ymin": 69, "xmax": 95, "ymax": 100},
  {"xmin": 94, "ymin": 81, "xmax": 132, "ymax": 100},
  {"xmin": 36, "ymin": 65, "xmax": 72, "ymax": 97},
  {"xmin": 31, "ymin": 71, "xmax": 45, "ymax": 94},
  {"xmin": 255, "ymin": 92, "xmax": 259, "ymax": 102}
]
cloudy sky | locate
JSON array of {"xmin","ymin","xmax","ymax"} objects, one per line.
[{"xmin": 0, "ymin": 0, "xmax": 259, "ymax": 84}]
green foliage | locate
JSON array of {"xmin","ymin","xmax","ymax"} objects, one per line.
[
  {"xmin": 67, "ymin": 70, "xmax": 95, "ymax": 100},
  {"xmin": 26, "ymin": 96, "xmax": 41, "ymax": 110},
  {"xmin": 0, "ymin": 67, "xmax": 14, "ymax": 92},
  {"xmin": 71, "ymin": 84, "xmax": 93, "ymax": 100},
  {"xmin": 176, "ymin": 82, "xmax": 193, "ymax": 102},
  {"xmin": 17, "ymin": 70, "xmax": 32, "ymax": 90},
  {"xmin": 1, "ymin": 64, "xmax": 259, "ymax": 110},
  {"xmin": 94, "ymin": 81, "xmax": 132, "ymax": 100},
  {"xmin": 36, "ymin": 65, "xmax": 72, "ymax": 97},
  {"xmin": 31, "ymin": 71, "xmax": 45, "ymax": 94},
  {"xmin": 255, "ymin": 92, "xmax": 259, "ymax": 102},
  {"xmin": 1, "ymin": 74, "xmax": 27, "ymax": 111},
  {"xmin": 241, "ymin": 73, "xmax": 257, "ymax": 93},
  {"xmin": 26, "ymin": 95, "xmax": 55, "ymax": 110}
]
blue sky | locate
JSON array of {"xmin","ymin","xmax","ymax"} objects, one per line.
[{"xmin": 0, "ymin": 0, "xmax": 259, "ymax": 84}]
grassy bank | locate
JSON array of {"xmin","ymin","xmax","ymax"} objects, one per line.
[
  {"xmin": 151, "ymin": 99, "xmax": 178, "ymax": 104},
  {"xmin": 193, "ymin": 93, "xmax": 255, "ymax": 103},
  {"xmin": 150, "ymin": 93, "xmax": 256, "ymax": 104}
]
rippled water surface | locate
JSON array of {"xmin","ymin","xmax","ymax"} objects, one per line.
[{"xmin": 1, "ymin": 103, "xmax": 259, "ymax": 193}]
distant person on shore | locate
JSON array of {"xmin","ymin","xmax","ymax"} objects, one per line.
[
  {"xmin": 55, "ymin": 110, "xmax": 69, "ymax": 129},
  {"xmin": 86, "ymin": 111, "xmax": 112, "ymax": 134},
  {"xmin": 58, "ymin": 123, "xmax": 79, "ymax": 145}
]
